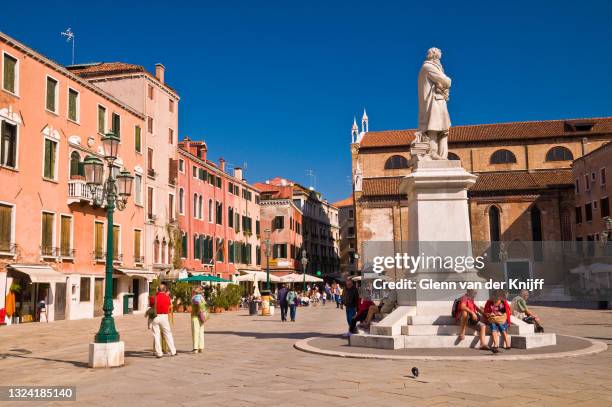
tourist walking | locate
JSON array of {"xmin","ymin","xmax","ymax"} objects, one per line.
[
  {"xmin": 148, "ymin": 283, "xmax": 177, "ymax": 358},
  {"xmin": 278, "ymin": 284, "xmax": 289, "ymax": 322},
  {"xmin": 342, "ymin": 278, "xmax": 359, "ymax": 336},
  {"xmin": 287, "ymin": 286, "xmax": 298, "ymax": 321},
  {"xmin": 191, "ymin": 286, "xmax": 207, "ymax": 353}
]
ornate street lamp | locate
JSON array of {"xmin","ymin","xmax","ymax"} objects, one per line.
[
  {"xmin": 301, "ymin": 249, "xmax": 308, "ymax": 292},
  {"xmin": 83, "ymin": 133, "xmax": 134, "ymax": 367}
]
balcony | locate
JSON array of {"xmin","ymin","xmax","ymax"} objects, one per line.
[
  {"xmin": 0, "ymin": 243, "xmax": 18, "ymax": 257},
  {"xmin": 41, "ymin": 246, "xmax": 59, "ymax": 259},
  {"xmin": 134, "ymin": 255, "xmax": 145, "ymax": 264},
  {"xmin": 59, "ymin": 247, "xmax": 75, "ymax": 261},
  {"xmin": 68, "ymin": 179, "xmax": 104, "ymax": 205}
]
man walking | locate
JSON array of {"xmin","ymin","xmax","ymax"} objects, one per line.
[
  {"xmin": 149, "ymin": 283, "xmax": 177, "ymax": 358},
  {"xmin": 342, "ymin": 278, "xmax": 359, "ymax": 336},
  {"xmin": 278, "ymin": 284, "xmax": 289, "ymax": 322}
]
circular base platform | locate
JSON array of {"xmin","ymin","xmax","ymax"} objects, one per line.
[{"xmin": 294, "ymin": 334, "xmax": 607, "ymax": 361}]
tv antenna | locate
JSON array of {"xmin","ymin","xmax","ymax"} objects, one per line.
[
  {"xmin": 305, "ymin": 169, "xmax": 317, "ymax": 190},
  {"xmin": 61, "ymin": 28, "xmax": 75, "ymax": 65}
]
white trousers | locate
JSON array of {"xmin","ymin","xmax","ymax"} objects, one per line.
[{"xmin": 151, "ymin": 314, "xmax": 176, "ymax": 356}]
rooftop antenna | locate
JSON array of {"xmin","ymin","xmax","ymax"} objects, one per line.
[
  {"xmin": 305, "ymin": 169, "xmax": 317, "ymax": 191},
  {"xmin": 60, "ymin": 28, "xmax": 75, "ymax": 65}
]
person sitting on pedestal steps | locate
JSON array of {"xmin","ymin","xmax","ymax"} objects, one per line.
[{"xmin": 453, "ymin": 289, "xmax": 489, "ymax": 350}]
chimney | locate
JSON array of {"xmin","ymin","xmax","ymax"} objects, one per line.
[
  {"xmin": 155, "ymin": 63, "xmax": 165, "ymax": 84},
  {"xmin": 219, "ymin": 158, "xmax": 226, "ymax": 172},
  {"xmin": 234, "ymin": 167, "xmax": 243, "ymax": 180}
]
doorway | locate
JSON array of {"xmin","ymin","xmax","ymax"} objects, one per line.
[
  {"xmin": 504, "ymin": 260, "xmax": 531, "ymax": 295},
  {"xmin": 94, "ymin": 278, "xmax": 104, "ymax": 317},
  {"xmin": 133, "ymin": 279, "xmax": 140, "ymax": 311},
  {"xmin": 54, "ymin": 283, "xmax": 66, "ymax": 320}
]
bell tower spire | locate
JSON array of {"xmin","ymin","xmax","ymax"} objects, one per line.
[
  {"xmin": 351, "ymin": 117, "xmax": 358, "ymax": 143},
  {"xmin": 361, "ymin": 109, "xmax": 369, "ymax": 133}
]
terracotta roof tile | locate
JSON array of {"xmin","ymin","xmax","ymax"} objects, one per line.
[
  {"xmin": 67, "ymin": 62, "xmax": 146, "ymax": 77},
  {"xmin": 360, "ymin": 170, "xmax": 573, "ymax": 197},
  {"xmin": 362, "ymin": 177, "xmax": 404, "ymax": 197},
  {"xmin": 470, "ymin": 170, "xmax": 574, "ymax": 192},
  {"xmin": 360, "ymin": 117, "xmax": 612, "ymax": 148},
  {"xmin": 332, "ymin": 196, "xmax": 353, "ymax": 207}
]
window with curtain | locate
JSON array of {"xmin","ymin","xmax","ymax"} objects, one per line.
[
  {"xmin": 43, "ymin": 138, "xmax": 57, "ymax": 179},
  {"xmin": 68, "ymin": 88, "xmax": 79, "ymax": 122},
  {"xmin": 208, "ymin": 200, "xmax": 213, "ymax": 222},
  {"xmin": 94, "ymin": 221, "xmax": 104, "ymax": 259},
  {"xmin": 60, "ymin": 215, "xmax": 72, "ymax": 257},
  {"xmin": 134, "ymin": 229, "xmax": 142, "ymax": 262},
  {"xmin": 1, "ymin": 121, "xmax": 17, "ymax": 168},
  {"xmin": 112, "ymin": 225, "xmax": 120, "ymax": 260},
  {"xmin": 0, "ymin": 203, "xmax": 12, "ymax": 251},
  {"xmin": 41, "ymin": 212, "xmax": 54, "ymax": 256},
  {"xmin": 135, "ymin": 125, "xmax": 142, "ymax": 153},
  {"xmin": 134, "ymin": 174, "xmax": 142, "ymax": 205},
  {"xmin": 46, "ymin": 76, "xmax": 58, "ymax": 112},
  {"xmin": 97, "ymin": 105, "xmax": 106, "ymax": 134},
  {"xmin": 216, "ymin": 239, "xmax": 224, "ymax": 261},
  {"xmin": 3, "ymin": 53, "xmax": 17, "ymax": 94}
]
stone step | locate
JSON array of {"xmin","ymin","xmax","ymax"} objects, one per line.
[
  {"xmin": 350, "ymin": 333, "xmax": 556, "ymax": 349},
  {"xmin": 407, "ymin": 315, "xmax": 456, "ymax": 325},
  {"xmin": 402, "ymin": 324, "xmax": 467, "ymax": 336}
]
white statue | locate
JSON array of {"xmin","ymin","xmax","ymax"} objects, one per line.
[
  {"xmin": 415, "ymin": 47, "xmax": 452, "ymax": 160},
  {"xmin": 354, "ymin": 162, "xmax": 362, "ymax": 192}
]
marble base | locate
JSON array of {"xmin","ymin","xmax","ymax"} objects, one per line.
[{"xmin": 88, "ymin": 341, "xmax": 125, "ymax": 368}]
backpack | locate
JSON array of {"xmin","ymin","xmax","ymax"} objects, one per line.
[{"xmin": 451, "ymin": 297, "xmax": 461, "ymax": 318}]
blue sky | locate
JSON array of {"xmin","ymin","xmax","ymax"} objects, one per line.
[{"xmin": 4, "ymin": 1, "xmax": 611, "ymax": 202}]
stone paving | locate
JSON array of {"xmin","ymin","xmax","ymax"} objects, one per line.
[{"xmin": 0, "ymin": 304, "xmax": 610, "ymax": 406}]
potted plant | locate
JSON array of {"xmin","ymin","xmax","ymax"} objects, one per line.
[
  {"xmin": 210, "ymin": 291, "xmax": 227, "ymax": 313},
  {"xmin": 223, "ymin": 284, "xmax": 242, "ymax": 311}
]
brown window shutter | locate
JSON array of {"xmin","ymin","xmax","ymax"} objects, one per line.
[{"xmin": 169, "ymin": 158, "xmax": 178, "ymax": 185}]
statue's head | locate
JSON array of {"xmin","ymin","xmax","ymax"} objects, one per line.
[{"xmin": 426, "ymin": 47, "xmax": 442, "ymax": 61}]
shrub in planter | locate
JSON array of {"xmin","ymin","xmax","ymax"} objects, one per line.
[
  {"xmin": 211, "ymin": 291, "xmax": 228, "ymax": 313},
  {"xmin": 223, "ymin": 284, "xmax": 242, "ymax": 311}
]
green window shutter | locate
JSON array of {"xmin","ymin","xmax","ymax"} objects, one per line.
[
  {"xmin": 44, "ymin": 139, "xmax": 52, "ymax": 178},
  {"xmin": 41, "ymin": 213, "xmax": 53, "ymax": 251},
  {"xmin": 112, "ymin": 113, "xmax": 121, "ymax": 138},
  {"xmin": 68, "ymin": 89, "xmax": 78, "ymax": 121},
  {"xmin": 46, "ymin": 77, "xmax": 56, "ymax": 111},
  {"xmin": 135, "ymin": 126, "xmax": 141, "ymax": 153},
  {"xmin": 0, "ymin": 204, "xmax": 11, "ymax": 251},
  {"xmin": 98, "ymin": 106, "xmax": 105, "ymax": 133},
  {"xmin": 3, "ymin": 54, "xmax": 16, "ymax": 93},
  {"xmin": 60, "ymin": 216, "xmax": 71, "ymax": 255}
]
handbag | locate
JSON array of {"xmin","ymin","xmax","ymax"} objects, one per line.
[
  {"xmin": 197, "ymin": 302, "xmax": 208, "ymax": 323},
  {"xmin": 488, "ymin": 314, "xmax": 507, "ymax": 324},
  {"xmin": 146, "ymin": 295, "xmax": 158, "ymax": 320}
]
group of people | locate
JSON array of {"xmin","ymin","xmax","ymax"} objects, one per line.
[
  {"xmin": 454, "ymin": 288, "xmax": 544, "ymax": 353},
  {"xmin": 146, "ymin": 283, "xmax": 209, "ymax": 358}
]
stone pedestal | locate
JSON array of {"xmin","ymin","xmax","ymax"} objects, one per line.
[
  {"xmin": 88, "ymin": 341, "xmax": 125, "ymax": 368},
  {"xmin": 397, "ymin": 159, "xmax": 485, "ymax": 311}
]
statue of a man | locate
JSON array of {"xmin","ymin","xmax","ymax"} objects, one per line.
[{"xmin": 415, "ymin": 47, "xmax": 451, "ymax": 160}]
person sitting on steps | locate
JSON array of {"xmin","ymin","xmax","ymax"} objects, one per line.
[{"xmin": 454, "ymin": 289, "xmax": 488, "ymax": 350}]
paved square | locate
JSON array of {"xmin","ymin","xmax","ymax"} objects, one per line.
[{"xmin": 0, "ymin": 305, "xmax": 610, "ymax": 406}]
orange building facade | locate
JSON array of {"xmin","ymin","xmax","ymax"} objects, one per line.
[{"xmin": 0, "ymin": 33, "xmax": 151, "ymax": 323}]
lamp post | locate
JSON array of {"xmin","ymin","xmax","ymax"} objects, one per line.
[
  {"xmin": 83, "ymin": 133, "xmax": 133, "ymax": 367},
  {"xmin": 301, "ymin": 249, "xmax": 308, "ymax": 292}
]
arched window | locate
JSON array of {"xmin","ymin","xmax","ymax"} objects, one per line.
[
  {"xmin": 193, "ymin": 194, "xmax": 198, "ymax": 218},
  {"xmin": 490, "ymin": 149, "xmax": 517, "ymax": 164},
  {"xmin": 384, "ymin": 155, "xmax": 409, "ymax": 169},
  {"xmin": 489, "ymin": 206, "xmax": 501, "ymax": 262},
  {"xmin": 198, "ymin": 195, "xmax": 203, "ymax": 219},
  {"xmin": 447, "ymin": 152, "xmax": 460, "ymax": 161},
  {"xmin": 178, "ymin": 188, "xmax": 184, "ymax": 214},
  {"xmin": 208, "ymin": 199, "xmax": 213, "ymax": 222},
  {"xmin": 154, "ymin": 237, "xmax": 160, "ymax": 263},
  {"xmin": 70, "ymin": 151, "xmax": 81, "ymax": 178},
  {"xmin": 546, "ymin": 146, "xmax": 573, "ymax": 161}
]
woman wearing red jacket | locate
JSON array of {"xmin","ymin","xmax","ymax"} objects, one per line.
[{"xmin": 484, "ymin": 290, "xmax": 511, "ymax": 353}]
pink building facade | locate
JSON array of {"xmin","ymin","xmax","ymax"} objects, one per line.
[
  {"xmin": 177, "ymin": 139, "xmax": 262, "ymax": 280},
  {"xmin": 0, "ymin": 33, "xmax": 151, "ymax": 323}
]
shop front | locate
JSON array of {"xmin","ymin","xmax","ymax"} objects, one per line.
[
  {"xmin": 3, "ymin": 264, "xmax": 67, "ymax": 324},
  {"xmin": 114, "ymin": 268, "xmax": 155, "ymax": 314}
]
